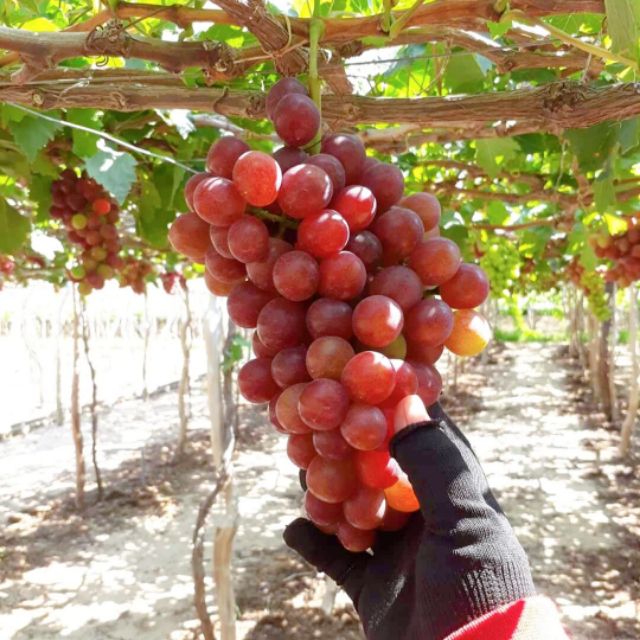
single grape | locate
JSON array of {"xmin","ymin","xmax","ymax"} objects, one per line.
[
  {"xmin": 252, "ymin": 331, "xmax": 278, "ymax": 358},
  {"xmin": 346, "ymin": 230, "xmax": 383, "ymax": 272},
  {"xmin": 409, "ymin": 238, "xmax": 462, "ymax": 287},
  {"xmin": 306, "ymin": 456, "xmax": 358, "ymax": 503},
  {"xmin": 194, "ymin": 177, "xmax": 246, "ymax": 227},
  {"xmin": 439, "ymin": 263, "xmax": 490, "ymax": 309},
  {"xmin": 343, "ymin": 486, "xmax": 386, "ymax": 530},
  {"xmin": 168, "ymin": 212, "xmax": 211, "ymax": 263},
  {"xmin": 273, "ymin": 146, "xmax": 309, "ymax": 172},
  {"xmin": 352, "ymin": 295, "xmax": 404, "ymax": 348},
  {"xmin": 306, "ymin": 336, "xmax": 355, "ymax": 380},
  {"xmin": 444, "ymin": 309, "xmax": 492, "ymax": 357},
  {"xmin": 307, "ymin": 153, "xmax": 347, "ymax": 192},
  {"xmin": 341, "ymin": 351, "xmax": 396, "ymax": 405},
  {"xmin": 320, "ymin": 134, "xmax": 366, "ymax": 184},
  {"xmin": 304, "ymin": 491, "xmax": 343, "ymax": 528},
  {"xmin": 406, "ymin": 340, "xmax": 444, "ymax": 365},
  {"xmin": 273, "ymin": 93, "xmax": 320, "ymax": 148},
  {"xmin": 337, "ymin": 521, "xmax": 376, "ymax": 552},
  {"xmin": 318, "ymin": 251, "xmax": 366, "ymax": 301},
  {"xmin": 299, "ymin": 378, "xmax": 350, "ymax": 431},
  {"xmin": 272, "ymin": 250, "xmax": 320, "ymax": 301},
  {"xmin": 287, "ymin": 434, "xmax": 316, "ymax": 469},
  {"xmin": 340, "ymin": 403, "xmax": 387, "ymax": 451},
  {"xmin": 312, "ymin": 429, "xmax": 352, "ymax": 460},
  {"xmin": 226, "ymin": 281, "xmax": 273, "ymax": 328},
  {"xmin": 369, "ymin": 266, "xmax": 423, "ymax": 312},
  {"xmin": 206, "ymin": 136, "xmax": 250, "ymax": 178},
  {"xmin": 355, "ymin": 449, "xmax": 401, "ymax": 490},
  {"xmin": 275, "ymin": 382, "xmax": 311, "ymax": 434},
  {"xmin": 306, "ymin": 298, "xmax": 353, "ymax": 340},
  {"xmin": 246, "ymin": 237, "xmax": 293, "ymax": 292},
  {"xmin": 278, "ymin": 164, "xmax": 333, "ymax": 219},
  {"xmin": 331, "ymin": 185, "xmax": 377, "ymax": 232},
  {"xmin": 268, "ymin": 394, "xmax": 286, "ymax": 433},
  {"xmin": 297, "ymin": 210, "xmax": 350, "ymax": 258},
  {"xmin": 238, "ymin": 357, "xmax": 279, "ymax": 403},
  {"xmin": 409, "ymin": 360, "xmax": 443, "ymax": 406},
  {"xmin": 266, "ymin": 77, "xmax": 308, "ymax": 119},
  {"xmin": 405, "ymin": 298, "xmax": 454, "ymax": 346},
  {"xmin": 359, "ymin": 162, "xmax": 404, "ymax": 213},
  {"xmin": 371, "ymin": 206, "xmax": 424, "ymax": 264},
  {"xmin": 379, "ymin": 506, "xmax": 411, "ymax": 531},
  {"xmin": 232, "ymin": 151, "xmax": 282, "ymax": 207},
  {"xmin": 385, "ymin": 359, "xmax": 419, "ymax": 406},
  {"xmin": 204, "ymin": 247, "xmax": 246, "ymax": 284},
  {"xmin": 271, "ymin": 345, "xmax": 310, "ymax": 388},
  {"xmin": 257, "ymin": 297, "xmax": 308, "ymax": 352},
  {"xmin": 399, "ymin": 192, "xmax": 441, "ymax": 232},
  {"xmin": 227, "ymin": 215, "xmax": 270, "ymax": 263},
  {"xmin": 385, "ymin": 475, "xmax": 420, "ymax": 513}
]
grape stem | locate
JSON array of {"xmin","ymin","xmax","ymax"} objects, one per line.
[
  {"xmin": 307, "ymin": 1, "xmax": 324, "ymax": 154},
  {"xmin": 249, "ymin": 206, "xmax": 298, "ymax": 229}
]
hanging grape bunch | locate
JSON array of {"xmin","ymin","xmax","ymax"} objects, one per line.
[
  {"xmin": 169, "ymin": 78, "xmax": 492, "ymax": 552},
  {"xmin": 590, "ymin": 222, "xmax": 640, "ymax": 287}
]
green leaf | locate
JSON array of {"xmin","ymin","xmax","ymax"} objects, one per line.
[
  {"xmin": 580, "ymin": 243, "xmax": 597, "ymax": 270},
  {"xmin": 136, "ymin": 177, "xmax": 169, "ymax": 248},
  {"xmin": 29, "ymin": 174, "xmax": 53, "ymax": 222},
  {"xmin": 486, "ymin": 200, "xmax": 510, "ymax": 225},
  {"xmin": 604, "ymin": 0, "xmax": 640, "ymax": 62},
  {"xmin": 487, "ymin": 19, "xmax": 511, "ymax": 38},
  {"xmin": 619, "ymin": 118, "xmax": 640, "ymax": 154},
  {"xmin": 593, "ymin": 173, "xmax": 616, "ymax": 211},
  {"xmin": 9, "ymin": 115, "xmax": 62, "ymax": 162},
  {"xmin": 84, "ymin": 143, "xmax": 137, "ymax": 204},
  {"xmin": 444, "ymin": 53, "xmax": 487, "ymax": 93},
  {"xmin": 565, "ymin": 122, "xmax": 618, "ymax": 172},
  {"xmin": 475, "ymin": 138, "xmax": 520, "ymax": 178},
  {"xmin": 67, "ymin": 109, "xmax": 103, "ymax": 158},
  {"xmin": 0, "ymin": 198, "xmax": 30, "ymax": 253}
]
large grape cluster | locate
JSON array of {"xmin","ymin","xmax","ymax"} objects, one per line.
[
  {"xmin": 566, "ymin": 257, "xmax": 610, "ymax": 321},
  {"xmin": 478, "ymin": 238, "xmax": 520, "ymax": 298},
  {"xmin": 169, "ymin": 78, "xmax": 492, "ymax": 552},
  {"xmin": 590, "ymin": 222, "xmax": 640, "ymax": 287}
]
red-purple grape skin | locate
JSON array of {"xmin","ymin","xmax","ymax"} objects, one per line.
[
  {"xmin": 204, "ymin": 272, "xmax": 235, "ymax": 296},
  {"xmin": 209, "ymin": 225, "xmax": 234, "ymax": 259},
  {"xmin": 369, "ymin": 266, "xmax": 423, "ymax": 312},
  {"xmin": 184, "ymin": 172, "xmax": 211, "ymax": 211},
  {"xmin": 399, "ymin": 192, "xmax": 441, "ymax": 231},
  {"xmin": 232, "ymin": 151, "xmax": 282, "ymax": 207},
  {"xmin": 299, "ymin": 378, "xmax": 350, "ymax": 431},
  {"xmin": 287, "ymin": 434, "xmax": 316, "ymax": 469},
  {"xmin": 405, "ymin": 298, "xmax": 454, "ymax": 346},
  {"xmin": 359, "ymin": 162, "xmax": 404, "ymax": 213},
  {"xmin": 268, "ymin": 394, "xmax": 286, "ymax": 433},
  {"xmin": 341, "ymin": 351, "xmax": 396, "ymax": 405},
  {"xmin": 406, "ymin": 340, "xmax": 444, "ymax": 365},
  {"xmin": 304, "ymin": 491, "xmax": 343, "ymax": 528},
  {"xmin": 297, "ymin": 210, "xmax": 350, "ymax": 259},
  {"xmin": 278, "ymin": 164, "xmax": 333, "ymax": 219},
  {"xmin": 331, "ymin": 185, "xmax": 377, "ymax": 232},
  {"xmin": 340, "ymin": 403, "xmax": 387, "ymax": 451},
  {"xmin": 439, "ymin": 263, "xmax": 490, "ymax": 309},
  {"xmin": 352, "ymin": 295, "xmax": 404, "ymax": 348},
  {"xmin": 257, "ymin": 297, "xmax": 308, "ymax": 352},
  {"xmin": 266, "ymin": 77, "xmax": 308, "ymax": 119},
  {"xmin": 275, "ymin": 383, "xmax": 311, "ymax": 434},
  {"xmin": 271, "ymin": 345, "xmax": 310, "ymax": 388},
  {"xmin": 307, "ymin": 153, "xmax": 347, "ymax": 192},
  {"xmin": 306, "ymin": 298, "xmax": 353, "ymax": 340},
  {"xmin": 409, "ymin": 238, "xmax": 462, "ymax": 287},
  {"xmin": 312, "ymin": 429, "xmax": 352, "ymax": 460},
  {"xmin": 306, "ymin": 456, "xmax": 358, "ymax": 503},
  {"xmin": 306, "ymin": 336, "xmax": 355, "ymax": 380},
  {"xmin": 238, "ymin": 358, "xmax": 279, "ymax": 403},
  {"xmin": 168, "ymin": 212, "xmax": 211, "ymax": 263},
  {"xmin": 337, "ymin": 521, "xmax": 376, "ymax": 552},
  {"xmin": 226, "ymin": 282, "xmax": 273, "ymax": 328},
  {"xmin": 355, "ymin": 449, "xmax": 402, "ymax": 490},
  {"xmin": 318, "ymin": 251, "xmax": 367, "ymax": 301},
  {"xmin": 273, "ymin": 93, "xmax": 320, "ymax": 148},
  {"xmin": 204, "ymin": 247, "xmax": 246, "ymax": 284},
  {"xmin": 372, "ymin": 206, "xmax": 424, "ymax": 264},
  {"xmin": 246, "ymin": 237, "xmax": 293, "ymax": 292},
  {"xmin": 346, "ymin": 231, "xmax": 383, "ymax": 272},
  {"xmin": 227, "ymin": 215, "xmax": 270, "ymax": 263},
  {"xmin": 273, "ymin": 146, "xmax": 309, "ymax": 172},
  {"xmin": 206, "ymin": 137, "xmax": 250, "ymax": 178},
  {"xmin": 386, "ymin": 359, "xmax": 419, "ymax": 405},
  {"xmin": 320, "ymin": 134, "xmax": 366, "ymax": 184},
  {"xmin": 343, "ymin": 486, "xmax": 386, "ymax": 530},
  {"xmin": 409, "ymin": 360, "xmax": 443, "ymax": 406},
  {"xmin": 272, "ymin": 250, "xmax": 320, "ymax": 301},
  {"xmin": 193, "ymin": 177, "xmax": 246, "ymax": 227},
  {"xmin": 252, "ymin": 331, "xmax": 278, "ymax": 358}
]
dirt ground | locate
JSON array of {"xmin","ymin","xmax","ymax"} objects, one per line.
[{"xmin": 0, "ymin": 343, "xmax": 638, "ymax": 639}]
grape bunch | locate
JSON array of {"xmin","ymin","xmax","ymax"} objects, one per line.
[
  {"xmin": 0, "ymin": 255, "xmax": 15, "ymax": 290},
  {"xmin": 566, "ymin": 257, "xmax": 610, "ymax": 321},
  {"xmin": 590, "ymin": 223, "xmax": 640, "ymax": 287},
  {"xmin": 160, "ymin": 271, "xmax": 186, "ymax": 295},
  {"xmin": 50, "ymin": 169, "xmax": 123, "ymax": 295},
  {"xmin": 169, "ymin": 77, "xmax": 492, "ymax": 552}
]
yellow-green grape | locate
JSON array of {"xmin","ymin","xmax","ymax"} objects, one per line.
[
  {"xmin": 479, "ymin": 239, "xmax": 520, "ymax": 298},
  {"xmin": 580, "ymin": 271, "xmax": 610, "ymax": 322}
]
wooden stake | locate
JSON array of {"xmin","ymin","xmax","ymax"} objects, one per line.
[
  {"xmin": 70, "ymin": 285, "xmax": 85, "ymax": 511},
  {"xmin": 620, "ymin": 285, "xmax": 638, "ymax": 457}
]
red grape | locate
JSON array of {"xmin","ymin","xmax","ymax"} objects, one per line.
[
  {"xmin": 385, "ymin": 475, "xmax": 420, "ymax": 513},
  {"xmin": 331, "ymin": 185, "xmax": 377, "ymax": 232},
  {"xmin": 304, "ymin": 491, "xmax": 343, "ymax": 528},
  {"xmin": 226, "ymin": 282, "xmax": 273, "ymax": 328},
  {"xmin": 372, "ymin": 206, "xmax": 424, "ymax": 263},
  {"xmin": 379, "ymin": 507, "xmax": 411, "ymax": 531},
  {"xmin": 257, "ymin": 297, "xmax": 307, "ymax": 351},
  {"xmin": 297, "ymin": 210, "xmax": 350, "ymax": 258},
  {"xmin": 299, "ymin": 378, "xmax": 350, "ymax": 431},
  {"xmin": 312, "ymin": 429, "xmax": 352, "ymax": 460},
  {"xmin": 352, "ymin": 295, "xmax": 404, "ymax": 348},
  {"xmin": 206, "ymin": 137, "xmax": 250, "ymax": 178},
  {"xmin": 320, "ymin": 134, "xmax": 366, "ymax": 184},
  {"xmin": 287, "ymin": 434, "xmax": 316, "ymax": 469},
  {"xmin": 346, "ymin": 230, "xmax": 383, "ymax": 272},
  {"xmin": 369, "ymin": 266, "xmax": 423, "ymax": 312},
  {"xmin": 340, "ymin": 403, "xmax": 387, "ymax": 451},
  {"xmin": 184, "ymin": 172, "xmax": 211, "ymax": 211},
  {"xmin": 273, "ymin": 93, "xmax": 320, "ymax": 148},
  {"xmin": 266, "ymin": 77, "xmax": 308, "ymax": 119},
  {"xmin": 204, "ymin": 272, "xmax": 235, "ymax": 296},
  {"xmin": 359, "ymin": 162, "xmax": 404, "ymax": 213},
  {"xmin": 409, "ymin": 238, "xmax": 462, "ymax": 287},
  {"xmin": 406, "ymin": 341, "xmax": 444, "ymax": 365},
  {"xmin": 252, "ymin": 331, "xmax": 278, "ymax": 358},
  {"xmin": 355, "ymin": 449, "xmax": 401, "ymax": 490},
  {"xmin": 405, "ymin": 298, "xmax": 454, "ymax": 346},
  {"xmin": 238, "ymin": 357, "xmax": 279, "ymax": 403},
  {"xmin": 275, "ymin": 383, "xmax": 311, "ymax": 434},
  {"xmin": 306, "ymin": 298, "xmax": 353, "ymax": 340},
  {"xmin": 306, "ymin": 336, "xmax": 355, "ymax": 380},
  {"xmin": 318, "ymin": 251, "xmax": 366, "ymax": 301},
  {"xmin": 269, "ymin": 394, "xmax": 286, "ymax": 433},
  {"xmin": 399, "ymin": 192, "xmax": 441, "ymax": 231},
  {"xmin": 227, "ymin": 215, "xmax": 270, "ymax": 263},
  {"xmin": 273, "ymin": 146, "xmax": 309, "ymax": 172},
  {"xmin": 337, "ymin": 521, "xmax": 375, "ymax": 552},
  {"xmin": 232, "ymin": 151, "xmax": 282, "ymax": 207},
  {"xmin": 194, "ymin": 177, "xmax": 246, "ymax": 227},
  {"xmin": 246, "ymin": 237, "xmax": 292, "ymax": 292},
  {"xmin": 343, "ymin": 486, "xmax": 386, "ymax": 530},
  {"xmin": 271, "ymin": 345, "xmax": 310, "ymax": 388},
  {"xmin": 204, "ymin": 247, "xmax": 246, "ymax": 284},
  {"xmin": 307, "ymin": 153, "xmax": 346, "ymax": 192},
  {"xmin": 306, "ymin": 456, "xmax": 358, "ymax": 503},
  {"xmin": 209, "ymin": 225, "xmax": 234, "ymax": 259},
  {"xmin": 168, "ymin": 212, "xmax": 211, "ymax": 263},
  {"xmin": 341, "ymin": 351, "xmax": 396, "ymax": 405},
  {"xmin": 278, "ymin": 164, "xmax": 333, "ymax": 219},
  {"xmin": 386, "ymin": 359, "xmax": 418, "ymax": 405},
  {"xmin": 272, "ymin": 250, "xmax": 320, "ymax": 301},
  {"xmin": 409, "ymin": 360, "xmax": 443, "ymax": 406},
  {"xmin": 439, "ymin": 263, "xmax": 489, "ymax": 309}
]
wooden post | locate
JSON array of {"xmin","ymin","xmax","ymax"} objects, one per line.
[
  {"xmin": 175, "ymin": 283, "xmax": 192, "ymax": 459},
  {"xmin": 608, "ymin": 283, "xmax": 619, "ymax": 423},
  {"xmin": 142, "ymin": 290, "xmax": 150, "ymax": 401},
  {"xmin": 620, "ymin": 285, "xmax": 638, "ymax": 457},
  {"xmin": 70, "ymin": 285, "xmax": 85, "ymax": 511},
  {"xmin": 55, "ymin": 285, "xmax": 69, "ymax": 426},
  {"xmin": 587, "ymin": 312, "xmax": 601, "ymax": 399}
]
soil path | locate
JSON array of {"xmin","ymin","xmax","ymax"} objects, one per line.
[{"xmin": 0, "ymin": 344, "xmax": 638, "ymax": 639}]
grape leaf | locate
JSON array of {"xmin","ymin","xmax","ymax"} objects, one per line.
[
  {"xmin": 565, "ymin": 123, "xmax": 618, "ymax": 172},
  {"xmin": 593, "ymin": 173, "xmax": 616, "ymax": 212},
  {"xmin": 9, "ymin": 115, "xmax": 62, "ymax": 162},
  {"xmin": 0, "ymin": 198, "xmax": 30, "ymax": 253},
  {"xmin": 84, "ymin": 143, "xmax": 137, "ymax": 204},
  {"xmin": 487, "ymin": 200, "xmax": 510, "ymax": 225},
  {"xmin": 67, "ymin": 109, "xmax": 103, "ymax": 158},
  {"xmin": 444, "ymin": 53, "xmax": 487, "ymax": 93},
  {"xmin": 604, "ymin": 0, "xmax": 640, "ymax": 62},
  {"xmin": 475, "ymin": 138, "xmax": 520, "ymax": 178},
  {"xmin": 29, "ymin": 174, "xmax": 53, "ymax": 222}
]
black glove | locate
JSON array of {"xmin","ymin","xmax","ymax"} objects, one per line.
[{"xmin": 284, "ymin": 401, "xmax": 535, "ymax": 640}]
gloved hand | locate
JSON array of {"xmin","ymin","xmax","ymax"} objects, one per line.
[{"xmin": 284, "ymin": 398, "xmax": 536, "ymax": 640}]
